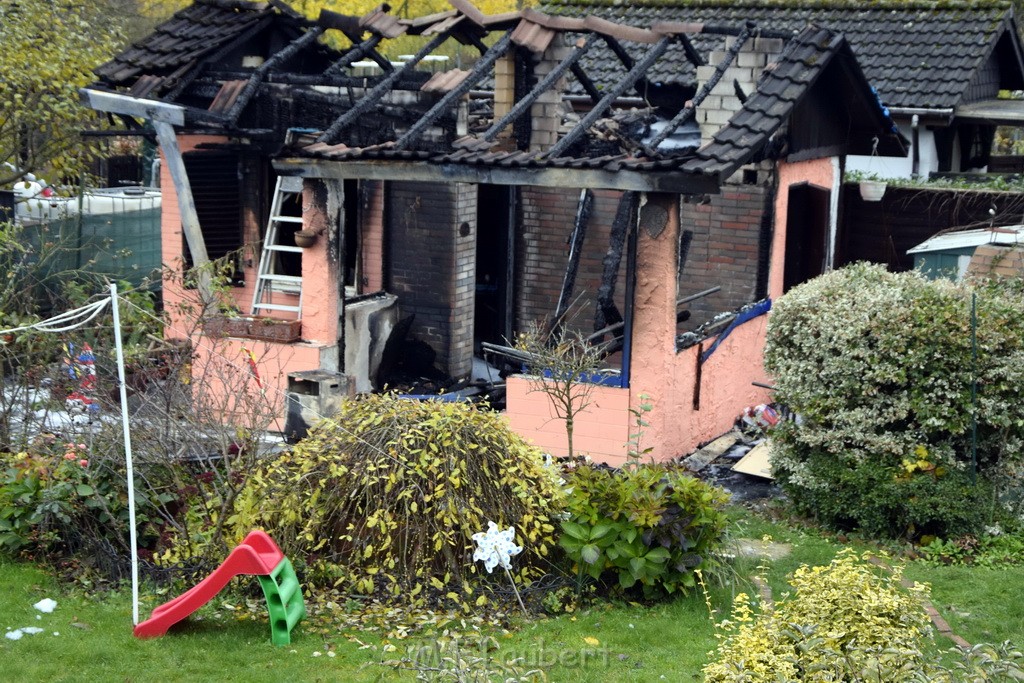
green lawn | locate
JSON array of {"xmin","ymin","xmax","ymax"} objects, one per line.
[{"xmin": 3, "ymin": 512, "xmax": 1022, "ymax": 682}]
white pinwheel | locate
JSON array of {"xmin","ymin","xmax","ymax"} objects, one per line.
[
  {"xmin": 472, "ymin": 521, "xmax": 523, "ymax": 573},
  {"xmin": 471, "ymin": 521, "xmax": 527, "ymax": 613}
]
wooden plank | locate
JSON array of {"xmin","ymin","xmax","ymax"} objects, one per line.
[
  {"xmin": 732, "ymin": 440, "xmax": 773, "ymax": 479},
  {"xmin": 153, "ymin": 121, "xmax": 212, "ymax": 301},
  {"xmin": 275, "ymin": 158, "xmax": 723, "ymax": 194},
  {"xmin": 79, "ymin": 88, "xmax": 185, "ymax": 125}
]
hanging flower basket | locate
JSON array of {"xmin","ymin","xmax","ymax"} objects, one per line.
[{"xmin": 859, "ymin": 180, "xmax": 887, "ymax": 202}]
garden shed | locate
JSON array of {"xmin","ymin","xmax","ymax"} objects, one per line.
[{"xmin": 908, "ymin": 224, "xmax": 1024, "ymax": 280}]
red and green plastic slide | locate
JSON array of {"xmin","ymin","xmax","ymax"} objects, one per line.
[{"xmin": 133, "ymin": 530, "xmax": 305, "ymax": 646}]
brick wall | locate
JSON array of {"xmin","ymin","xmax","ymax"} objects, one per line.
[
  {"xmin": 386, "ymin": 181, "xmax": 476, "ymax": 379},
  {"xmin": 678, "ymin": 183, "xmax": 765, "ymax": 327},
  {"xmin": 517, "ymin": 186, "xmax": 628, "ymax": 335}
]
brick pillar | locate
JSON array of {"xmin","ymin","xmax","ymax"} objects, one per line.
[
  {"xmin": 386, "ymin": 182, "xmax": 476, "ymax": 380},
  {"xmin": 449, "ymin": 183, "xmax": 477, "ymax": 379},
  {"xmin": 530, "ymin": 35, "xmax": 570, "ymax": 153},
  {"xmin": 360, "ymin": 180, "xmax": 384, "ymax": 293},
  {"xmin": 696, "ymin": 36, "xmax": 784, "ymax": 146}
]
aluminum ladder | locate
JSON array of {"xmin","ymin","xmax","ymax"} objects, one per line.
[{"xmin": 251, "ymin": 176, "xmax": 304, "ymax": 317}]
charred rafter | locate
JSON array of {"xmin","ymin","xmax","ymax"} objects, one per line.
[
  {"xmin": 643, "ymin": 21, "xmax": 755, "ymax": 154},
  {"xmin": 545, "ymin": 36, "xmax": 673, "ymax": 159},
  {"xmin": 224, "ymin": 26, "xmax": 327, "ymax": 124},
  {"xmin": 482, "ymin": 34, "xmax": 596, "ymax": 145},
  {"xmin": 393, "ymin": 30, "xmax": 514, "ymax": 151},
  {"xmin": 553, "ymin": 189, "xmax": 594, "ymax": 331},
  {"xmin": 594, "ymin": 191, "xmax": 637, "ymax": 333},
  {"xmin": 323, "ymin": 34, "xmax": 385, "ymax": 77},
  {"xmin": 317, "ymin": 29, "xmax": 454, "ymax": 145}
]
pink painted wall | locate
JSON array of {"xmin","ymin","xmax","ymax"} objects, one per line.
[
  {"xmin": 769, "ymin": 157, "xmax": 838, "ymax": 297},
  {"xmin": 506, "ymin": 157, "xmax": 837, "ymax": 463},
  {"xmin": 505, "ymin": 376, "xmax": 632, "ymax": 465},
  {"xmin": 160, "ymin": 137, "xmax": 342, "ymax": 428}
]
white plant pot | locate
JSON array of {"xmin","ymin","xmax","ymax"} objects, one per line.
[{"xmin": 859, "ymin": 180, "xmax": 887, "ymax": 202}]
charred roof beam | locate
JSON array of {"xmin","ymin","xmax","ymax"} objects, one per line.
[
  {"xmin": 545, "ymin": 35, "xmax": 673, "ymax": 159},
  {"xmin": 317, "ymin": 28, "xmax": 454, "ymax": 144},
  {"xmin": 322, "ymin": 34, "xmax": 385, "ymax": 77},
  {"xmin": 481, "ymin": 34, "xmax": 597, "ymax": 144},
  {"xmin": 600, "ymin": 35, "xmax": 655, "ymax": 100},
  {"xmin": 643, "ymin": 21, "xmax": 755, "ymax": 155},
  {"xmin": 224, "ymin": 25, "xmax": 327, "ymax": 125},
  {"xmin": 394, "ymin": 30, "xmax": 514, "ymax": 151},
  {"xmin": 570, "ymin": 63, "xmax": 602, "ymax": 104}
]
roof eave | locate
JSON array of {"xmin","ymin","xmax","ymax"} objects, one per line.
[{"xmin": 274, "ymin": 156, "xmax": 723, "ymax": 194}]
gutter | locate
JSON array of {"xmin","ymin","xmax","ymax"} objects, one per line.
[{"xmin": 889, "ymin": 107, "xmax": 955, "ymax": 126}]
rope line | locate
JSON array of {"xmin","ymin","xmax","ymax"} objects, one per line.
[{"xmin": 0, "ymin": 298, "xmax": 110, "ymax": 336}]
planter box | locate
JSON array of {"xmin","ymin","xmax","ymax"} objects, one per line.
[{"xmin": 204, "ymin": 316, "xmax": 302, "ymax": 343}]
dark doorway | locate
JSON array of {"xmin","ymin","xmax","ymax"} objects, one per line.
[
  {"xmin": 475, "ymin": 185, "xmax": 515, "ymax": 347},
  {"xmin": 783, "ymin": 182, "xmax": 830, "ymax": 292},
  {"xmin": 344, "ymin": 179, "xmax": 360, "ymax": 291}
]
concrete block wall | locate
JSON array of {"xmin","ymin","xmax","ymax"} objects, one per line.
[
  {"xmin": 677, "ymin": 183, "xmax": 766, "ymax": 328},
  {"xmin": 493, "ymin": 54, "xmax": 516, "ymax": 148},
  {"xmin": 697, "ymin": 36, "xmax": 784, "ymax": 145}
]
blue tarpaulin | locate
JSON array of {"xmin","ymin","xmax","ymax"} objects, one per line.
[{"xmin": 700, "ymin": 299, "xmax": 772, "ymax": 364}]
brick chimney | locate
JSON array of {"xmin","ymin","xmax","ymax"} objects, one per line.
[
  {"xmin": 529, "ymin": 35, "xmax": 571, "ymax": 153},
  {"xmin": 695, "ymin": 36, "xmax": 784, "ymax": 146}
]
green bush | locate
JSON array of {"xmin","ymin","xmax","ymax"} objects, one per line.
[
  {"xmin": 214, "ymin": 394, "xmax": 564, "ymax": 606},
  {"xmin": 704, "ymin": 550, "xmax": 933, "ymax": 682},
  {"xmin": 558, "ymin": 463, "xmax": 728, "ymax": 599},
  {"xmin": 0, "ymin": 436, "xmax": 169, "ymax": 567},
  {"xmin": 765, "ymin": 264, "xmax": 1024, "ymax": 539}
]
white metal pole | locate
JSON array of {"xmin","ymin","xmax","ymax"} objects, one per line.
[{"xmin": 109, "ymin": 283, "xmax": 140, "ymax": 625}]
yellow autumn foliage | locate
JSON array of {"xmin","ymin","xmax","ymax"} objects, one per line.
[
  {"xmin": 704, "ymin": 550, "xmax": 932, "ymax": 682},
  {"xmin": 225, "ymin": 393, "xmax": 565, "ymax": 607}
]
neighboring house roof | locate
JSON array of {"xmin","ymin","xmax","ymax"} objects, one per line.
[
  {"xmin": 88, "ymin": 1, "xmax": 904, "ymax": 191},
  {"xmin": 543, "ymin": 0, "xmax": 1024, "ymax": 117},
  {"xmin": 95, "ymin": 0, "xmax": 282, "ymax": 97}
]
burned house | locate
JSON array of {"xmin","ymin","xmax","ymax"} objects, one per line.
[{"xmin": 85, "ymin": 0, "xmax": 904, "ymax": 463}]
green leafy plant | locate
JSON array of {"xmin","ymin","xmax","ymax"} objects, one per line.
[
  {"xmin": 704, "ymin": 549, "xmax": 933, "ymax": 682},
  {"xmin": 625, "ymin": 393, "xmax": 654, "ymax": 468},
  {"xmin": 0, "ymin": 436, "xmax": 171, "ymax": 568},
  {"xmin": 919, "ymin": 530, "xmax": 1024, "ymax": 568},
  {"xmin": 765, "ymin": 264, "xmax": 1024, "ymax": 539},
  {"xmin": 558, "ymin": 463, "xmax": 728, "ymax": 599},
  {"xmin": 207, "ymin": 393, "xmax": 564, "ymax": 607}
]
